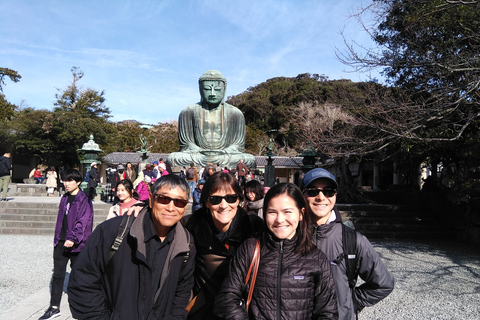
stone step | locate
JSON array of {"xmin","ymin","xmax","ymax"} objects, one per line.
[
  {"xmin": 336, "ymin": 203, "xmax": 450, "ymax": 240},
  {"xmin": 337, "ymin": 203, "xmax": 431, "ymax": 213},
  {"xmin": 0, "ymin": 200, "xmax": 194, "ymax": 235}
]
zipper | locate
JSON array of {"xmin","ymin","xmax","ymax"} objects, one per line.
[{"xmin": 276, "ymin": 240, "xmax": 284, "ymax": 319}]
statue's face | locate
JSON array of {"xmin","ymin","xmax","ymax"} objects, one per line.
[{"xmin": 200, "ymin": 80, "xmax": 225, "ymax": 106}]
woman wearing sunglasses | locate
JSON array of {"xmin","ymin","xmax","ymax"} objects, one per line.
[
  {"xmin": 214, "ymin": 183, "xmax": 338, "ymax": 319},
  {"xmin": 184, "ymin": 172, "xmax": 264, "ymax": 320}
]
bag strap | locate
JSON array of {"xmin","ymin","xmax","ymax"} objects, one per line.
[
  {"xmin": 108, "ymin": 207, "xmax": 146, "ymax": 260},
  {"xmin": 342, "ymin": 222, "xmax": 358, "ymax": 289},
  {"xmin": 245, "ymin": 239, "xmax": 260, "ymax": 312}
]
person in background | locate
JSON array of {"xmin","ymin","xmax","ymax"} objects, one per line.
[
  {"xmin": 186, "ymin": 162, "xmax": 198, "ymax": 198},
  {"xmin": 38, "ymin": 169, "xmax": 93, "ymax": 320},
  {"xmin": 179, "ymin": 166, "xmax": 187, "ymax": 181},
  {"xmin": 152, "ymin": 161, "xmax": 160, "ymax": 179},
  {"xmin": 184, "ymin": 172, "xmax": 264, "ymax": 320},
  {"xmin": 215, "ymin": 183, "xmax": 338, "ymax": 319},
  {"xmin": 236, "ymin": 159, "xmax": 247, "ymax": 187},
  {"xmin": 87, "ymin": 162, "xmax": 100, "ymax": 201},
  {"xmin": 68, "ymin": 175, "xmax": 195, "ymax": 319},
  {"xmin": 116, "ymin": 164, "xmax": 126, "ymax": 180},
  {"xmin": 106, "ymin": 179, "xmax": 142, "ymax": 220},
  {"xmin": 191, "ymin": 179, "xmax": 205, "ymax": 213},
  {"xmin": 56, "ymin": 167, "xmax": 65, "ymax": 197},
  {"xmin": 0, "ymin": 152, "xmax": 12, "ymax": 201},
  {"xmin": 159, "ymin": 165, "xmax": 169, "ymax": 176},
  {"xmin": 143, "ymin": 163, "xmax": 155, "ymax": 181},
  {"xmin": 135, "ymin": 173, "xmax": 151, "ymax": 206},
  {"xmin": 242, "ymin": 179, "xmax": 265, "ymax": 218},
  {"xmin": 109, "ymin": 164, "xmax": 125, "ymax": 202},
  {"xmin": 105, "ymin": 167, "xmax": 117, "ymax": 203},
  {"xmin": 302, "ymin": 168, "xmax": 394, "ymax": 320},
  {"xmin": 202, "ymin": 165, "xmax": 214, "ymax": 181},
  {"xmin": 125, "ymin": 162, "xmax": 136, "ymax": 182},
  {"xmin": 45, "ymin": 166, "xmax": 58, "ymax": 197},
  {"xmin": 158, "ymin": 158, "xmax": 167, "ymax": 171},
  {"xmin": 34, "ymin": 166, "xmax": 44, "ymax": 184}
]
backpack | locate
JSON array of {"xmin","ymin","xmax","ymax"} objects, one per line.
[
  {"xmin": 342, "ymin": 221, "xmax": 358, "ymax": 289},
  {"xmin": 84, "ymin": 171, "xmax": 90, "ymax": 182},
  {"xmin": 186, "ymin": 168, "xmax": 195, "ymax": 180}
]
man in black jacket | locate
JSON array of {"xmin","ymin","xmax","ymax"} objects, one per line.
[
  {"xmin": 87, "ymin": 162, "xmax": 100, "ymax": 201},
  {"xmin": 0, "ymin": 152, "xmax": 12, "ymax": 201},
  {"xmin": 68, "ymin": 175, "xmax": 196, "ymax": 320}
]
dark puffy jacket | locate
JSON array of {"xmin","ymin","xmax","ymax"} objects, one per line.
[
  {"xmin": 314, "ymin": 207, "xmax": 394, "ymax": 320},
  {"xmin": 184, "ymin": 206, "xmax": 264, "ymax": 320},
  {"xmin": 214, "ymin": 235, "xmax": 339, "ymax": 319},
  {"xmin": 68, "ymin": 209, "xmax": 196, "ymax": 320}
]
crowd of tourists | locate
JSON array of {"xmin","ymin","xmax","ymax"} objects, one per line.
[{"xmin": 36, "ymin": 160, "xmax": 394, "ymax": 320}]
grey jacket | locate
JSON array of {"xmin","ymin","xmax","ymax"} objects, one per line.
[{"xmin": 313, "ymin": 208, "xmax": 394, "ymax": 320}]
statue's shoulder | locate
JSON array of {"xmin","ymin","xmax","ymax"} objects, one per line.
[
  {"xmin": 224, "ymin": 102, "xmax": 242, "ymax": 113},
  {"xmin": 180, "ymin": 102, "xmax": 202, "ymax": 114}
]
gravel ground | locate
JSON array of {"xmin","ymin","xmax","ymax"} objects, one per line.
[
  {"xmin": 0, "ymin": 235, "xmax": 54, "ymax": 310},
  {"xmin": 360, "ymin": 240, "xmax": 480, "ymax": 320},
  {"xmin": 1, "ymin": 235, "xmax": 479, "ymax": 319}
]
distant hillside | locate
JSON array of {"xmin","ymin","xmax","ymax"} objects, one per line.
[{"xmin": 226, "ymin": 73, "xmax": 373, "ymax": 155}]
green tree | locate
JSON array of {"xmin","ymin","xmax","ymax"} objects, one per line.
[
  {"xmin": 0, "ymin": 67, "xmax": 21, "ymax": 92},
  {"xmin": 8, "ymin": 67, "xmax": 111, "ymax": 167},
  {"xmin": 150, "ymin": 121, "xmax": 179, "ymax": 153},
  {"xmin": 7, "ymin": 108, "xmax": 56, "ymax": 163},
  {"xmin": 337, "ymin": 0, "xmax": 480, "ymax": 200},
  {"xmin": 0, "ymin": 94, "xmax": 17, "ymax": 122},
  {"xmin": 102, "ymin": 121, "xmax": 145, "ymax": 154}
]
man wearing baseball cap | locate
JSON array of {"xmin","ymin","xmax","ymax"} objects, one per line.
[{"xmin": 302, "ymin": 168, "xmax": 394, "ymax": 320}]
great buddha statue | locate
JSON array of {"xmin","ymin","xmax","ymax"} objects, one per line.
[{"xmin": 167, "ymin": 70, "xmax": 256, "ymax": 168}]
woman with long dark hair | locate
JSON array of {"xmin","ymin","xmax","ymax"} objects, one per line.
[
  {"xmin": 214, "ymin": 183, "xmax": 338, "ymax": 319},
  {"xmin": 106, "ymin": 179, "xmax": 142, "ymax": 220}
]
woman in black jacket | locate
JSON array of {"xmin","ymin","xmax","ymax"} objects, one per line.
[
  {"xmin": 214, "ymin": 183, "xmax": 338, "ymax": 320},
  {"xmin": 185, "ymin": 172, "xmax": 264, "ymax": 320}
]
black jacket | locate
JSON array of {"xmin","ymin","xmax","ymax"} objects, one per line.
[
  {"xmin": 88, "ymin": 166, "xmax": 99, "ymax": 188},
  {"xmin": 184, "ymin": 206, "xmax": 264, "ymax": 320},
  {"xmin": 0, "ymin": 155, "xmax": 11, "ymax": 177},
  {"xmin": 214, "ymin": 235, "xmax": 338, "ymax": 320},
  {"xmin": 68, "ymin": 209, "xmax": 196, "ymax": 320}
]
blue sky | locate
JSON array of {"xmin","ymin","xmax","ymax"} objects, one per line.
[{"xmin": 1, "ymin": 0, "xmax": 377, "ymax": 125}]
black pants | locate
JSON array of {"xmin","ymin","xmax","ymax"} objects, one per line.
[
  {"xmin": 88, "ymin": 186, "xmax": 96, "ymax": 200},
  {"xmin": 50, "ymin": 241, "xmax": 79, "ymax": 307}
]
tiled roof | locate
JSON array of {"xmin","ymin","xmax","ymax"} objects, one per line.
[
  {"xmin": 102, "ymin": 153, "xmax": 315, "ymax": 169},
  {"xmin": 103, "ymin": 152, "xmax": 171, "ymax": 165}
]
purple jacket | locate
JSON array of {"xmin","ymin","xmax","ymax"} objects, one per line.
[
  {"xmin": 53, "ymin": 190, "xmax": 94, "ymax": 253},
  {"xmin": 136, "ymin": 181, "xmax": 150, "ymax": 201}
]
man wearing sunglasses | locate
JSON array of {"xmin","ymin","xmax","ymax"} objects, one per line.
[
  {"xmin": 68, "ymin": 175, "xmax": 196, "ymax": 320},
  {"xmin": 302, "ymin": 168, "xmax": 394, "ymax": 320}
]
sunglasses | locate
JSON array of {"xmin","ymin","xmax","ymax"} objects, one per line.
[
  {"xmin": 208, "ymin": 194, "xmax": 239, "ymax": 205},
  {"xmin": 153, "ymin": 194, "xmax": 188, "ymax": 208},
  {"xmin": 303, "ymin": 188, "xmax": 337, "ymax": 198}
]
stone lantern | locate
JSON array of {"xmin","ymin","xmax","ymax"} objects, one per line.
[
  {"xmin": 299, "ymin": 141, "xmax": 319, "ymax": 172},
  {"xmin": 263, "ymin": 138, "xmax": 277, "ymax": 188},
  {"xmin": 77, "ymin": 135, "xmax": 103, "ymax": 192}
]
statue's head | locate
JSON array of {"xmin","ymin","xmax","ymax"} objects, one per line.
[{"xmin": 199, "ymin": 70, "xmax": 227, "ymax": 106}]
